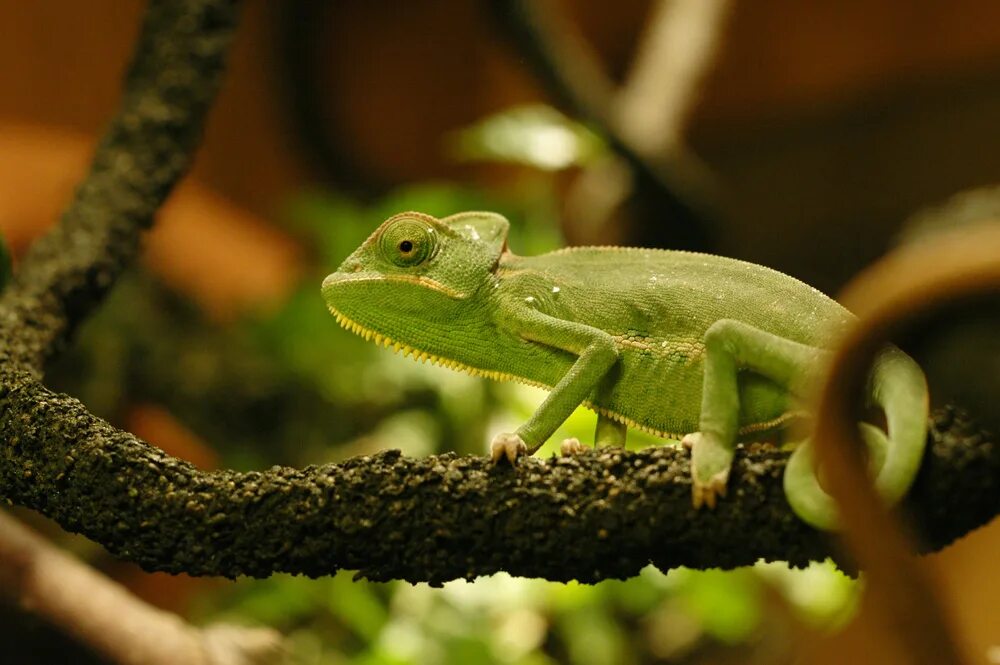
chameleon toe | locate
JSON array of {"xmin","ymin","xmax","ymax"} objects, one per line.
[
  {"xmin": 560, "ymin": 437, "xmax": 586, "ymax": 456},
  {"xmin": 490, "ymin": 432, "xmax": 527, "ymax": 464}
]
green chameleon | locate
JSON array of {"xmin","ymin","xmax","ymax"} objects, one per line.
[{"xmin": 322, "ymin": 211, "xmax": 929, "ymax": 529}]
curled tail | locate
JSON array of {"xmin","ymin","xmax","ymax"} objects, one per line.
[{"xmin": 784, "ymin": 346, "xmax": 929, "ymax": 530}]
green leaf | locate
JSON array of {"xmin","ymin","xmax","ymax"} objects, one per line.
[{"xmin": 449, "ymin": 105, "xmax": 606, "ymax": 171}]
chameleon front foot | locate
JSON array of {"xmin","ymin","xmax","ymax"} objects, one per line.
[
  {"xmin": 683, "ymin": 431, "xmax": 733, "ymax": 510},
  {"xmin": 490, "ymin": 432, "xmax": 527, "ymax": 464},
  {"xmin": 560, "ymin": 437, "xmax": 587, "ymax": 456}
]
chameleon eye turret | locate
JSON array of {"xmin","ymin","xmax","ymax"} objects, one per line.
[{"xmin": 378, "ymin": 215, "xmax": 438, "ymax": 267}]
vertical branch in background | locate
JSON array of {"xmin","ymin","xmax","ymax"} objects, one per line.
[
  {"xmin": 568, "ymin": 0, "xmax": 732, "ymax": 246},
  {"xmin": 615, "ymin": 0, "xmax": 733, "ymax": 157},
  {"xmin": 489, "ymin": 0, "xmax": 731, "ymax": 250},
  {"xmin": 0, "ymin": 1, "xmax": 285, "ymax": 663}
]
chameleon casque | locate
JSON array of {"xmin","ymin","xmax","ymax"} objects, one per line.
[{"xmin": 322, "ymin": 211, "xmax": 929, "ymax": 529}]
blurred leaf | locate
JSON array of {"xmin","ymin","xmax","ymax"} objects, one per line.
[
  {"xmin": 755, "ymin": 560, "xmax": 858, "ymax": 629},
  {"xmin": 328, "ymin": 574, "xmax": 390, "ymax": 642},
  {"xmin": 672, "ymin": 568, "xmax": 762, "ymax": 644},
  {"xmin": 449, "ymin": 105, "xmax": 606, "ymax": 171},
  {"xmin": 208, "ymin": 575, "xmax": 327, "ymax": 627},
  {"xmin": 558, "ymin": 605, "xmax": 629, "ymax": 665}
]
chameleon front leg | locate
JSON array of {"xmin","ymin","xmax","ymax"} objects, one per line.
[
  {"xmin": 490, "ymin": 307, "xmax": 619, "ymax": 463},
  {"xmin": 686, "ymin": 319, "xmax": 828, "ymax": 508}
]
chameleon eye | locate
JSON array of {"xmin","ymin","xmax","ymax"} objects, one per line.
[{"xmin": 379, "ymin": 217, "xmax": 438, "ymax": 267}]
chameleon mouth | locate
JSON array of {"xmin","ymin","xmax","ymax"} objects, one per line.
[
  {"xmin": 322, "ymin": 272, "xmax": 467, "ymax": 299},
  {"xmin": 325, "ymin": 305, "xmax": 695, "ymax": 441}
]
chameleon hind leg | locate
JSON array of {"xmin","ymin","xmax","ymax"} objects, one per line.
[
  {"xmin": 560, "ymin": 414, "xmax": 626, "ymax": 455},
  {"xmin": 685, "ymin": 319, "xmax": 829, "ymax": 509}
]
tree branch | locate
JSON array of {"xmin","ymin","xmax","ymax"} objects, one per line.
[
  {"xmin": 488, "ymin": 0, "xmax": 719, "ymax": 251},
  {"xmin": 1, "ymin": 378, "xmax": 995, "ymax": 583},
  {"xmin": 0, "ymin": 0, "xmax": 240, "ymax": 373}
]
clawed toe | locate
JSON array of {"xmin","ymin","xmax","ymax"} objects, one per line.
[
  {"xmin": 681, "ymin": 432, "xmax": 697, "ymax": 450},
  {"xmin": 686, "ymin": 430, "xmax": 732, "ymax": 511},
  {"xmin": 691, "ymin": 470, "xmax": 729, "ymax": 509},
  {"xmin": 490, "ymin": 432, "xmax": 527, "ymax": 464},
  {"xmin": 560, "ymin": 437, "xmax": 586, "ymax": 456}
]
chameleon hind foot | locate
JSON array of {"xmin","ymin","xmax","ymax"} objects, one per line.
[
  {"xmin": 560, "ymin": 437, "xmax": 586, "ymax": 456},
  {"xmin": 490, "ymin": 432, "xmax": 527, "ymax": 464},
  {"xmin": 684, "ymin": 431, "xmax": 732, "ymax": 510}
]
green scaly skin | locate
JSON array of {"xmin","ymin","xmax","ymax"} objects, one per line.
[{"xmin": 322, "ymin": 211, "xmax": 929, "ymax": 530}]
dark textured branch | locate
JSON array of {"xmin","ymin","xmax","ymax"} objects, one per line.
[
  {"xmin": 0, "ymin": 0, "xmax": 240, "ymax": 372},
  {"xmin": 0, "ymin": 379, "xmax": 995, "ymax": 584}
]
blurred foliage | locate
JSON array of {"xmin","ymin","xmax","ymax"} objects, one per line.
[
  {"xmin": 448, "ymin": 105, "xmax": 605, "ymax": 171},
  {"xmin": 42, "ymin": 145, "xmax": 858, "ymax": 663}
]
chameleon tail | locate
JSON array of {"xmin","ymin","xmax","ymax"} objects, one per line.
[
  {"xmin": 784, "ymin": 346, "xmax": 929, "ymax": 530},
  {"xmin": 868, "ymin": 347, "xmax": 930, "ymax": 503}
]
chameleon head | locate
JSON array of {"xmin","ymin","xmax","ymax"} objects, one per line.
[{"xmin": 322, "ymin": 211, "xmax": 509, "ymax": 353}]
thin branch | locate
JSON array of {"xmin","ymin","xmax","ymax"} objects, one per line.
[
  {"xmin": 0, "ymin": 379, "xmax": 995, "ymax": 583},
  {"xmin": 488, "ymin": 0, "xmax": 718, "ymax": 250},
  {"xmin": 0, "ymin": 511, "xmax": 282, "ymax": 665},
  {"xmin": 615, "ymin": 0, "xmax": 733, "ymax": 156},
  {"xmin": 565, "ymin": 0, "xmax": 731, "ymax": 246}
]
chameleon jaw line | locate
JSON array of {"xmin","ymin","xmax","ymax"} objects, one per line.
[{"xmin": 323, "ymin": 273, "xmax": 467, "ymax": 299}]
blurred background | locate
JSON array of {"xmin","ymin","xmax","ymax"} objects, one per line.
[{"xmin": 0, "ymin": 1, "xmax": 998, "ymax": 663}]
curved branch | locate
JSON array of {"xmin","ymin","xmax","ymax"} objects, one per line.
[{"xmin": 0, "ymin": 378, "xmax": 995, "ymax": 583}]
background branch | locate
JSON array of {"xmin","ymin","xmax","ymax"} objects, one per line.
[
  {"xmin": 0, "ymin": 0, "xmax": 239, "ymax": 373},
  {"xmin": 488, "ymin": 0, "xmax": 719, "ymax": 250},
  {"xmin": 0, "ymin": 511, "xmax": 282, "ymax": 665},
  {"xmin": 615, "ymin": 0, "xmax": 733, "ymax": 158}
]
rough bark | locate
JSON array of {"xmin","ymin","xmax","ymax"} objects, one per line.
[
  {"xmin": 0, "ymin": 0, "xmax": 240, "ymax": 372},
  {"xmin": 1, "ymin": 378, "xmax": 995, "ymax": 583}
]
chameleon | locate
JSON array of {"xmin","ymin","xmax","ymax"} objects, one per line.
[{"xmin": 322, "ymin": 211, "xmax": 929, "ymax": 529}]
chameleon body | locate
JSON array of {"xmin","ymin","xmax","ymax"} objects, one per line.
[{"xmin": 322, "ymin": 211, "xmax": 929, "ymax": 529}]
